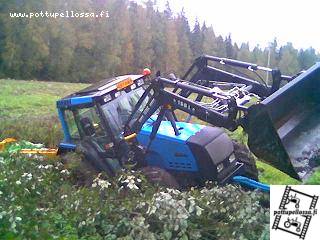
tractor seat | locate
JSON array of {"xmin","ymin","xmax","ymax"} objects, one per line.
[{"xmin": 80, "ymin": 117, "xmax": 96, "ymax": 136}]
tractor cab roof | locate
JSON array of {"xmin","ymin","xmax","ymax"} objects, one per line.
[
  {"xmin": 67, "ymin": 74, "xmax": 144, "ymax": 98},
  {"xmin": 76, "ymin": 75, "xmax": 144, "ymax": 96},
  {"xmin": 57, "ymin": 74, "xmax": 145, "ymax": 109}
]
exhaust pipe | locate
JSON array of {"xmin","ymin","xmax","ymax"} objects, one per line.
[{"xmin": 244, "ymin": 63, "xmax": 320, "ymax": 180}]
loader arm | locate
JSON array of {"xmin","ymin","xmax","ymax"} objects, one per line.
[
  {"xmin": 180, "ymin": 54, "xmax": 295, "ymax": 98},
  {"xmin": 181, "ymin": 55, "xmax": 320, "ymax": 180},
  {"xmin": 124, "ymin": 76, "xmax": 245, "ymax": 137}
]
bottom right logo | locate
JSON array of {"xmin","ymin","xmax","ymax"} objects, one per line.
[{"xmin": 271, "ymin": 185, "xmax": 319, "ymax": 240}]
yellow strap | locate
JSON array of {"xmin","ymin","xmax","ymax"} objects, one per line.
[
  {"xmin": 0, "ymin": 138, "xmax": 17, "ymax": 151},
  {"xmin": 20, "ymin": 149, "xmax": 58, "ymax": 158},
  {"xmin": 124, "ymin": 133, "xmax": 137, "ymax": 141}
]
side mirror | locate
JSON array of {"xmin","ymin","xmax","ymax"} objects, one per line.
[{"xmin": 168, "ymin": 73, "xmax": 177, "ymax": 80}]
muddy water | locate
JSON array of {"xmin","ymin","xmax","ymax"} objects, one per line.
[{"xmin": 281, "ymin": 110, "xmax": 320, "ymax": 180}]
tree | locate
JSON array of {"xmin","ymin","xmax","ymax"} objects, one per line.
[
  {"xmin": 225, "ymin": 34, "xmax": 235, "ymax": 59},
  {"xmin": 0, "ymin": 0, "xmax": 316, "ymax": 82},
  {"xmin": 298, "ymin": 47, "xmax": 318, "ymax": 70},
  {"xmin": 278, "ymin": 42, "xmax": 300, "ymax": 75},
  {"xmin": 129, "ymin": 1, "xmax": 155, "ymax": 71},
  {"xmin": 237, "ymin": 43, "xmax": 252, "ymax": 62},
  {"xmin": 202, "ymin": 24, "xmax": 217, "ymax": 56},
  {"xmin": 189, "ymin": 19, "xmax": 203, "ymax": 58},
  {"xmin": 163, "ymin": 19, "xmax": 180, "ymax": 73},
  {"xmin": 175, "ymin": 9, "xmax": 192, "ymax": 75}
]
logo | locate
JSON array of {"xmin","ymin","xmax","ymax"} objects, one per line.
[{"xmin": 271, "ymin": 186, "xmax": 319, "ymax": 240}]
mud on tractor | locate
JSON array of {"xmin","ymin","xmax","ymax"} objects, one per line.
[{"xmin": 56, "ymin": 55, "xmax": 320, "ymax": 188}]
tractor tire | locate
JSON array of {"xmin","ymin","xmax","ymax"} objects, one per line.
[
  {"xmin": 78, "ymin": 142, "xmax": 114, "ymax": 177},
  {"xmin": 233, "ymin": 141, "xmax": 259, "ymax": 181},
  {"xmin": 141, "ymin": 166, "xmax": 179, "ymax": 188}
]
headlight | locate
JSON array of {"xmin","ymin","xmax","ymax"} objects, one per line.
[
  {"xmin": 229, "ymin": 153, "xmax": 236, "ymax": 163},
  {"xmin": 217, "ymin": 163, "xmax": 224, "ymax": 173}
]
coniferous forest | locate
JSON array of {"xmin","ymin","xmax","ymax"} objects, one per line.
[{"xmin": 0, "ymin": 0, "xmax": 319, "ymax": 83}]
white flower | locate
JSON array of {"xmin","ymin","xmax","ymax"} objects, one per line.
[
  {"xmin": 99, "ymin": 180, "xmax": 111, "ymax": 189},
  {"xmin": 15, "ymin": 180, "xmax": 21, "ymax": 185},
  {"xmin": 60, "ymin": 169, "xmax": 70, "ymax": 175},
  {"xmin": 79, "ymin": 220, "xmax": 86, "ymax": 227},
  {"xmin": 127, "ymin": 182, "xmax": 139, "ymax": 190},
  {"xmin": 15, "ymin": 217, "xmax": 22, "ymax": 221},
  {"xmin": 195, "ymin": 206, "xmax": 204, "ymax": 216},
  {"xmin": 61, "ymin": 195, "xmax": 67, "ymax": 199},
  {"xmin": 92, "ymin": 175, "xmax": 111, "ymax": 190},
  {"xmin": 44, "ymin": 165, "xmax": 53, "ymax": 169},
  {"xmin": 38, "ymin": 165, "xmax": 45, "ymax": 169},
  {"xmin": 121, "ymin": 175, "xmax": 139, "ymax": 190},
  {"xmin": 21, "ymin": 173, "xmax": 32, "ymax": 180}
]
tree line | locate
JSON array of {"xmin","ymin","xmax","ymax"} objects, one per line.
[{"xmin": 0, "ymin": 0, "xmax": 319, "ymax": 83}]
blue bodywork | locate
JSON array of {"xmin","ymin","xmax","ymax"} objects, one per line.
[
  {"xmin": 56, "ymin": 96, "xmax": 93, "ymax": 108},
  {"xmin": 58, "ymin": 108, "xmax": 72, "ymax": 144},
  {"xmin": 137, "ymin": 118, "xmax": 204, "ymax": 172},
  {"xmin": 57, "ymin": 96, "xmax": 94, "ymax": 150},
  {"xmin": 56, "ymin": 95, "xmax": 269, "ymax": 192}
]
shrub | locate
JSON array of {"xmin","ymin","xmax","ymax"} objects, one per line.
[{"xmin": 0, "ymin": 142, "xmax": 269, "ymax": 239}]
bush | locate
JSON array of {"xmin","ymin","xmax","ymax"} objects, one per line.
[{"xmin": 0, "ymin": 142, "xmax": 269, "ymax": 239}]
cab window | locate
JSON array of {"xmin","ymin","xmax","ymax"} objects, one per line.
[
  {"xmin": 76, "ymin": 107, "xmax": 107, "ymax": 139},
  {"xmin": 64, "ymin": 110, "xmax": 80, "ymax": 140}
]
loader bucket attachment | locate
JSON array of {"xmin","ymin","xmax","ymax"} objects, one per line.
[{"xmin": 244, "ymin": 63, "xmax": 320, "ymax": 180}]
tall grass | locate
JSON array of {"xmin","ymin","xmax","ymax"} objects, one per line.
[{"xmin": 0, "ymin": 115, "xmax": 62, "ymax": 147}]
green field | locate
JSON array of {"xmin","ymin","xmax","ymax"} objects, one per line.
[
  {"xmin": 0, "ymin": 79, "xmax": 88, "ymax": 147},
  {"xmin": 0, "ymin": 79, "xmax": 319, "ymax": 184}
]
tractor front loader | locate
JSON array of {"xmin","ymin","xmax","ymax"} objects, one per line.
[{"xmin": 180, "ymin": 55, "xmax": 320, "ymax": 180}]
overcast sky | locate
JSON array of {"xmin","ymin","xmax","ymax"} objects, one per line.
[{"xmin": 151, "ymin": 0, "xmax": 319, "ymax": 51}]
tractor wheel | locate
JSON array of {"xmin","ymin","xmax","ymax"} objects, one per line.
[
  {"xmin": 79, "ymin": 141, "xmax": 114, "ymax": 177},
  {"xmin": 141, "ymin": 166, "xmax": 179, "ymax": 188},
  {"xmin": 233, "ymin": 141, "xmax": 259, "ymax": 181}
]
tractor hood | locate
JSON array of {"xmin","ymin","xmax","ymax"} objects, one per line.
[
  {"xmin": 137, "ymin": 117, "xmax": 240, "ymax": 183},
  {"xmin": 138, "ymin": 117, "xmax": 205, "ymax": 143},
  {"xmin": 137, "ymin": 118, "xmax": 204, "ymax": 171}
]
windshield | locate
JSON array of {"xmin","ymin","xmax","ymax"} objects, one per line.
[{"xmin": 101, "ymin": 87, "xmax": 145, "ymax": 139}]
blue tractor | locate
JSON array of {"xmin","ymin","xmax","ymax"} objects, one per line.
[{"xmin": 56, "ymin": 55, "xmax": 320, "ymax": 187}]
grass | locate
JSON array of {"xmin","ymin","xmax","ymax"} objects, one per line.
[
  {"xmin": 0, "ymin": 79, "xmax": 318, "ymax": 184},
  {"xmin": 0, "ymin": 79, "xmax": 88, "ymax": 118},
  {"xmin": 0, "ymin": 79, "xmax": 88, "ymax": 146}
]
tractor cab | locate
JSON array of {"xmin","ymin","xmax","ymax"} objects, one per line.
[{"xmin": 56, "ymin": 73, "xmax": 149, "ymax": 174}]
